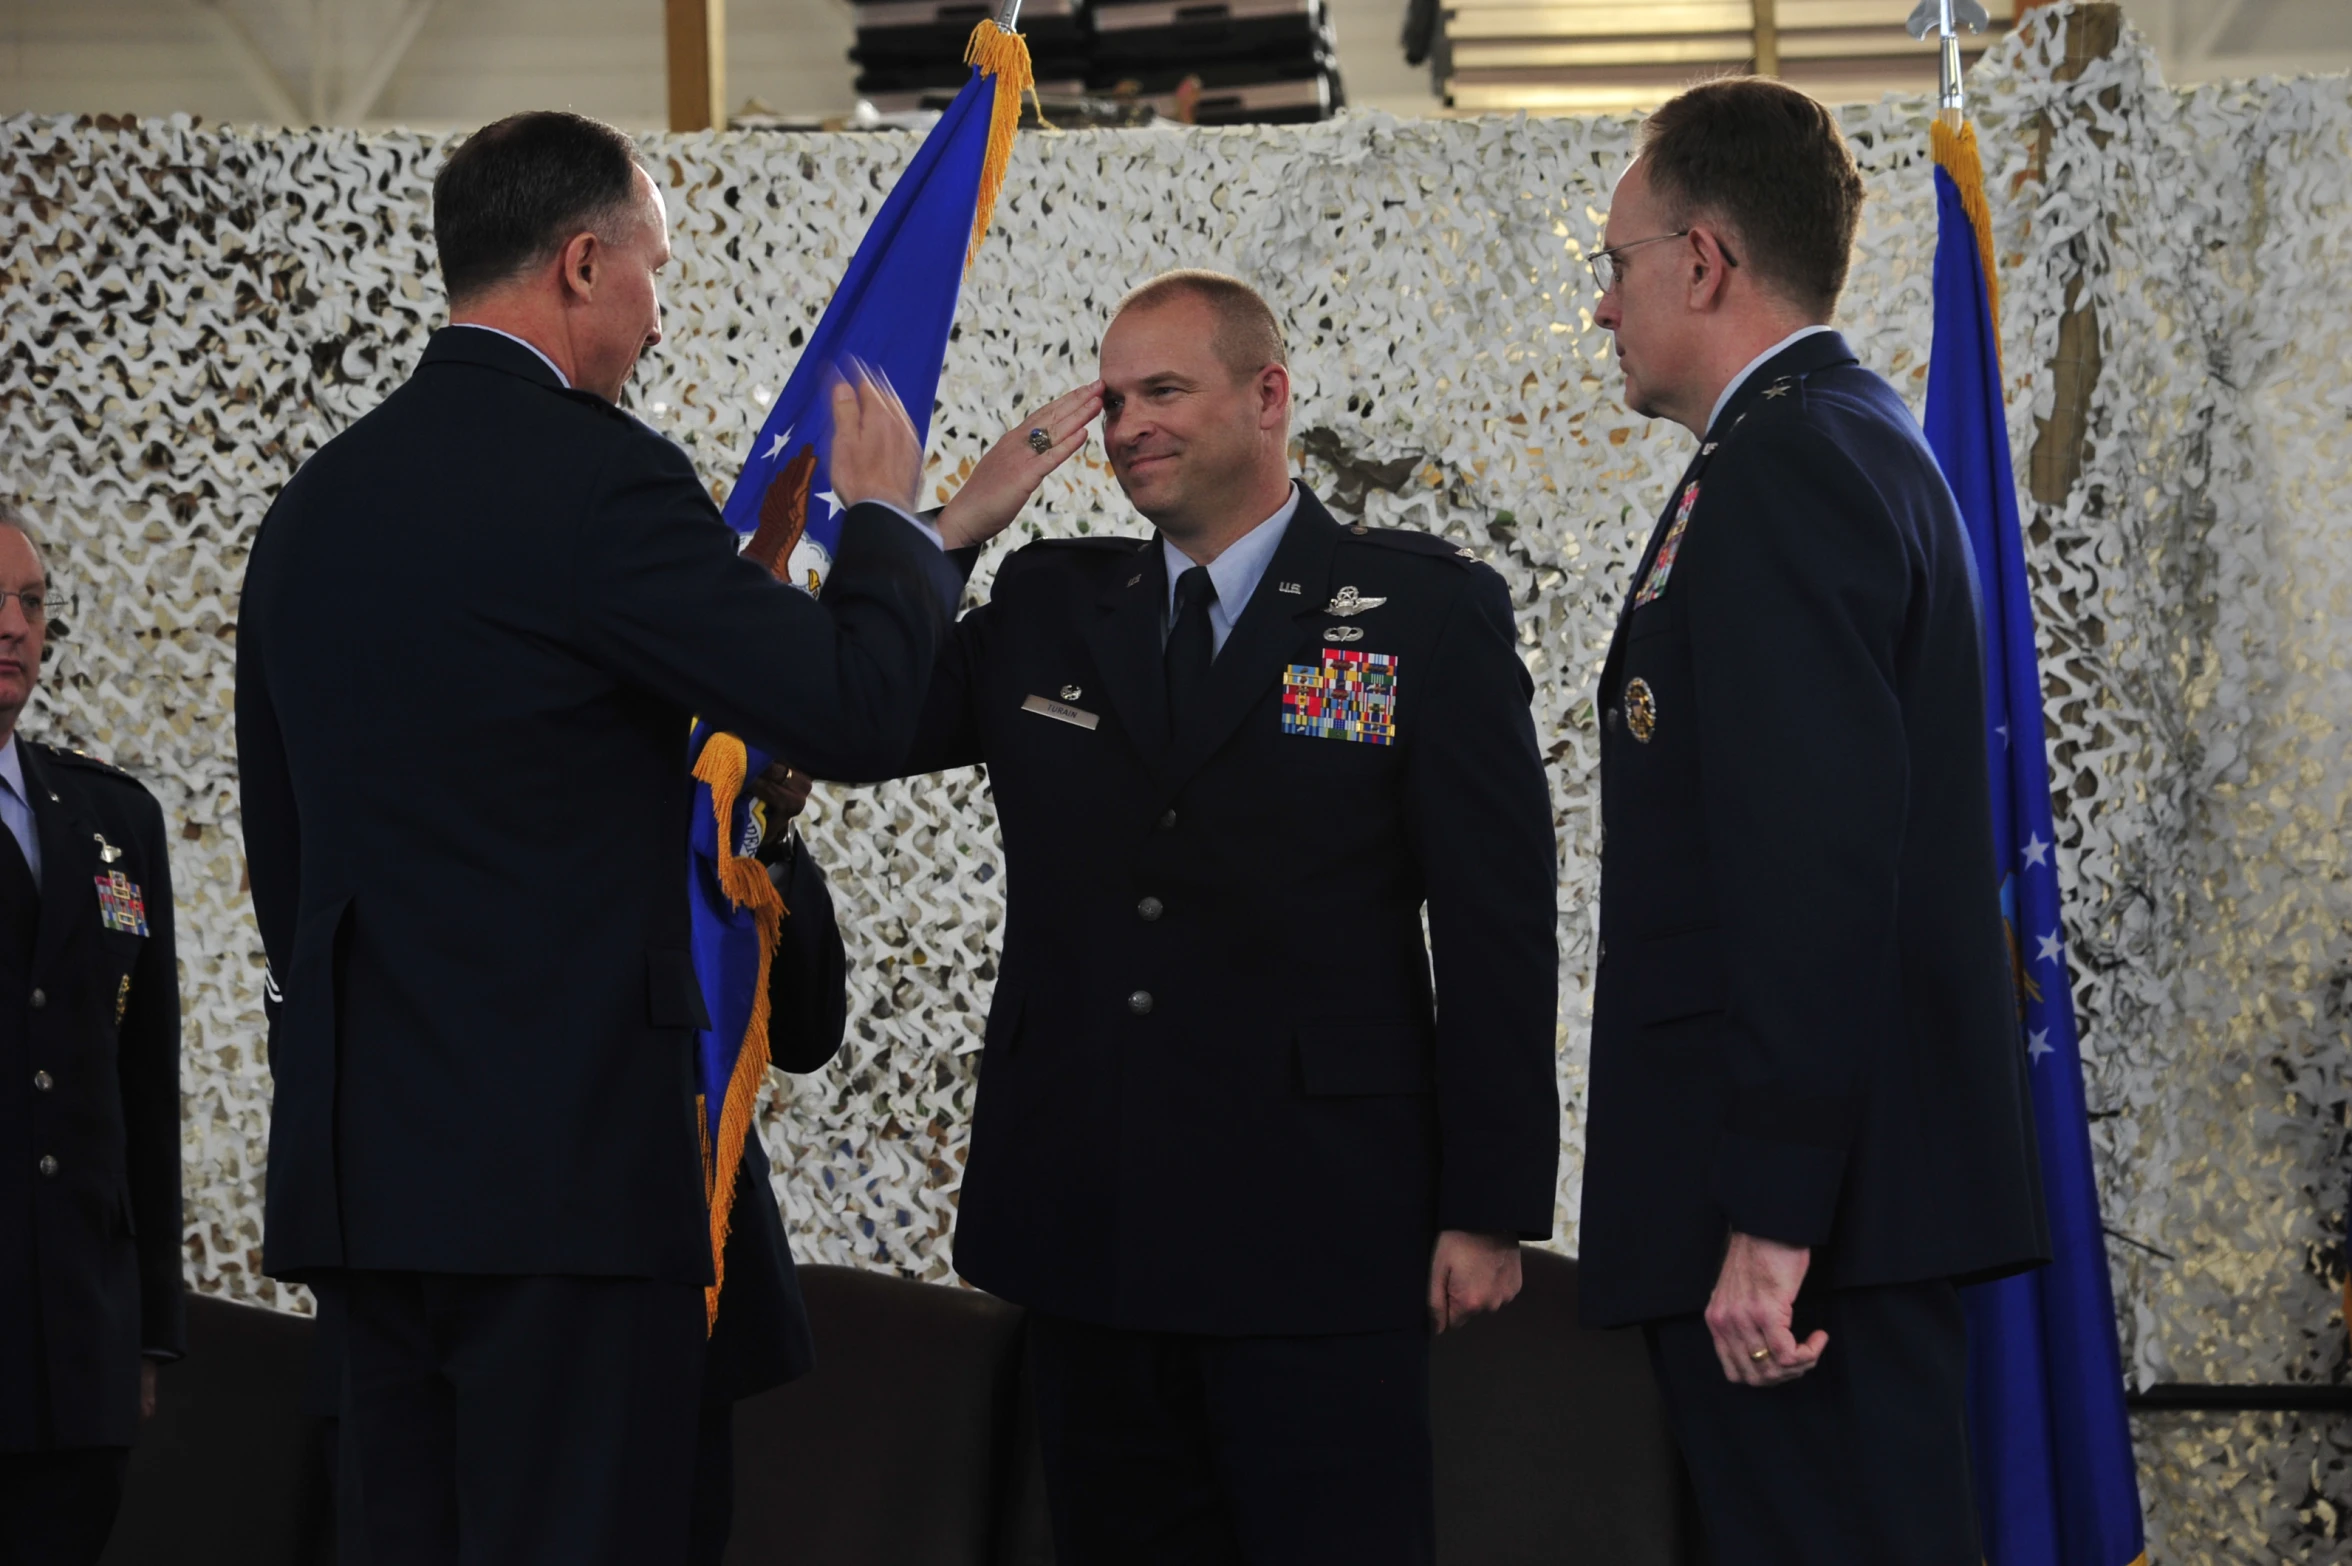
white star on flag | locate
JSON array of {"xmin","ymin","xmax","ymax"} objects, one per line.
[
  {"xmin": 817, "ymin": 489, "xmax": 842, "ymax": 519},
  {"xmin": 2027, "ymin": 1028, "xmax": 2052, "ymax": 1063},
  {"xmin": 2022, "ymin": 832, "xmax": 2050, "ymax": 868},
  {"xmin": 764, "ymin": 430, "xmax": 792, "ymax": 461},
  {"xmin": 2035, "ymin": 929, "xmax": 2063, "ymax": 965}
]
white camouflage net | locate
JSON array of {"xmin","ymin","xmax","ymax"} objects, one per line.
[{"xmin": 2, "ymin": 6, "xmax": 2346, "ymax": 1553}]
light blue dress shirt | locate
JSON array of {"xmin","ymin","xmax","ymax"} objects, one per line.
[
  {"xmin": 0, "ymin": 734, "xmax": 42, "ymax": 884},
  {"xmin": 1161, "ymin": 482, "xmax": 1301, "ymax": 657}
]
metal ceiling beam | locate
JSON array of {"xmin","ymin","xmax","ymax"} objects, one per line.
[
  {"xmin": 183, "ymin": 0, "xmax": 306, "ymax": 125},
  {"xmin": 339, "ymin": 0, "xmax": 441, "ymax": 123}
]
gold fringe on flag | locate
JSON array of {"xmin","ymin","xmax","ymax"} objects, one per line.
[
  {"xmin": 1930, "ymin": 117, "xmax": 2001, "ymax": 343},
  {"xmin": 690, "ymin": 732, "xmax": 789, "ymax": 1334},
  {"xmin": 962, "ymin": 19, "xmax": 1041, "ymax": 269}
]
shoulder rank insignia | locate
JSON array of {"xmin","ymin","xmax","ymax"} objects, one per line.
[
  {"xmin": 1282, "ymin": 651, "xmax": 1399, "ymax": 746},
  {"xmin": 1761, "ymin": 380, "xmax": 1792, "ymax": 399},
  {"xmin": 95, "ymin": 869, "xmax": 150, "ymax": 936},
  {"xmin": 1635, "ymin": 482, "xmax": 1698, "ymax": 608},
  {"xmin": 1323, "ymin": 586, "xmax": 1386, "ymax": 617}
]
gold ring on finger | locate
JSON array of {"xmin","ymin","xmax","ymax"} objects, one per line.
[
  {"xmin": 1748, "ymin": 1347, "xmax": 1771, "ymax": 1363},
  {"xmin": 1027, "ymin": 426, "xmax": 1052, "ymax": 454}
]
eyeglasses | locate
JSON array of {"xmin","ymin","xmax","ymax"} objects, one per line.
[
  {"xmin": 0, "ymin": 589, "xmax": 73, "ymax": 623},
  {"xmin": 1587, "ymin": 229, "xmax": 1740, "ymax": 293}
]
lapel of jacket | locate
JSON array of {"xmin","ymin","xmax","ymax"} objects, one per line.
[
  {"xmin": 22, "ymin": 745, "xmax": 101, "ymax": 978},
  {"xmin": 1597, "ymin": 330, "xmax": 1862, "ymax": 699},
  {"xmin": 1080, "ymin": 538, "xmax": 1173, "ymax": 781},
  {"xmin": 1160, "ymin": 492, "xmax": 1344, "ymax": 793}
]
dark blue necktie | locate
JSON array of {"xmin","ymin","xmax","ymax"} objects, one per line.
[{"xmin": 1165, "ymin": 564, "xmax": 1217, "ymax": 740}]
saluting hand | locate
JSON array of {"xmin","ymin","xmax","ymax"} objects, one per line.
[
  {"xmin": 1428, "ymin": 1230, "xmax": 1523, "ymax": 1333},
  {"xmin": 1705, "ymin": 1231, "xmax": 1828, "ymax": 1386},
  {"xmin": 828, "ymin": 363, "xmax": 924, "ymax": 516},
  {"xmin": 937, "ymin": 381, "xmax": 1105, "ymax": 551}
]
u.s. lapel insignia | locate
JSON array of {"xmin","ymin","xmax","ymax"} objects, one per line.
[
  {"xmin": 1622, "ymin": 677, "xmax": 1658, "ymax": 744},
  {"xmin": 1282, "ymin": 651, "xmax": 1399, "ymax": 745},
  {"xmin": 1060, "ymin": 684, "xmax": 1083, "ymax": 701},
  {"xmin": 1323, "ymin": 586, "xmax": 1386, "ymax": 617},
  {"xmin": 95, "ymin": 869, "xmax": 151, "ymax": 936},
  {"xmin": 1634, "ymin": 483, "xmax": 1699, "ymax": 608},
  {"xmin": 1276, "ymin": 581, "xmax": 1302, "ymax": 596},
  {"xmin": 114, "ymin": 975, "xmax": 131, "ymax": 1027}
]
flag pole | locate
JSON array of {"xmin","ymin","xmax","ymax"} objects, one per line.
[
  {"xmin": 1907, "ymin": 0, "xmax": 1987, "ymax": 130},
  {"xmin": 997, "ymin": 0, "xmax": 1023, "ymax": 28}
]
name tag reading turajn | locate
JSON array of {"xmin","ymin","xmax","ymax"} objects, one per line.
[{"xmin": 1021, "ymin": 694, "xmax": 1100, "ymax": 731}]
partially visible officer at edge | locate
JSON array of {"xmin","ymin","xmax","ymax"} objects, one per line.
[
  {"xmin": 0, "ymin": 502, "xmax": 184, "ymax": 1566},
  {"xmin": 844, "ymin": 271, "xmax": 1561, "ymax": 1566},
  {"xmin": 236, "ymin": 108, "xmax": 963, "ymax": 1566},
  {"xmin": 1576, "ymin": 78, "xmax": 2048, "ymax": 1565}
]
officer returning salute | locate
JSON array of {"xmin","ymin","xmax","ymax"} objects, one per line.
[
  {"xmin": 235, "ymin": 111, "xmax": 960, "ymax": 1566},
  {"xmin": 0, "ymin": 505, "xmax": 184, "ymax": 1566},
  {"xmin": 1576, "ymin": 79, "xmax": 2049, "ymax": 1564},
  {"xmin": 853, "ymin": 272, "xmax": 1562, "ymax": 1565}
]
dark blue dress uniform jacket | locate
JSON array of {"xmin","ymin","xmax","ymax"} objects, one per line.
[
  {"xmin": 881, "ymin": 488, "xmax": 1560, "ymax": 1336},
  {"xmin": 0, "ymin": 743, "xmax": 184, "ymax": 1451},
  {"xmin": 235, "ymin": 327, "xmax": 960, "ymax": 1287},
  {"xmin": 1578, "ymin": 331, "xmax": 2049, "ymax": 1329}
]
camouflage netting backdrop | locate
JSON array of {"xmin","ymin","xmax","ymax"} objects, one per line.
[{"xmin": 3, "ymin": 6, "xmax": 2346, "ymax": 1557}]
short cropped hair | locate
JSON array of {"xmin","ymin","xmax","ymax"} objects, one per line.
[
  {"xmin": 432, "ymin": 111, "xmax": 646, "ymax": 305},
  {"xmin": 1637, "ymin": 77, "xmax": 1865, "ymax": 319},
  {"xmin": 0, "ymin": 500, "xmax": 44, "ymax": 570},
  {"xmin": 1112, "ymin": 270, "xmax": 1288, "ymax": 379}
]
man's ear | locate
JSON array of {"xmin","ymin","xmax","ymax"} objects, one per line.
[
  {"xmin": 1686, "ymin": 226, "xmax": 1737, "ymax": 310},
  {"xmin": 559, "ymin": 230, "xmax": 600, "ymax": 302},
  {"xmin": 1257, "ymin": 363, "xmax": 1291, "ymax": 430}
]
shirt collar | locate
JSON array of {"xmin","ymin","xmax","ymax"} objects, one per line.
[
  {"xmin": 1163, "ymin": 482, "xmax": 1301, "ymax": 620},
  {"xmin": 0, "ymin": 735, "xmax": 27, "ymax": 809},
  {"xmin": 450, "ymin": 323, "xmax": 571, "ymax": 388},
  {"xmin": 1705, "ymin": 323, "xmax": 1837, "ymax": 437}
]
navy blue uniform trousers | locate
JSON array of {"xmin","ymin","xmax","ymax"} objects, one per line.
[
  {"xmin": 336, "ymin": 1269, "xmax": 706, "ymax": 1566},
  {"xmin": 1026, "ymin": 1314, "xmax": 1434, "ymax": 1566},
  {"xmin": 1644, "ymin": 1280, "xmax": 1979, "ymax": 1566}
]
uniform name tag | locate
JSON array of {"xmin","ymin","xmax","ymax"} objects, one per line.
[
  {"xmin": 1282, "ymin": 651, "xmax": 1399, "ymax": 746},
  {"xmin": 1021, "ymin": 695, "xmax": 1100, "ymax": 731},
  {"xmin": 95, "ymin": 870, "xmax": 150, "ymax": 936}
]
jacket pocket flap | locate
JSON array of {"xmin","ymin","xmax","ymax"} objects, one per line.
[
  {"xmin": 646, "ymin": 949, "xmax": 712, "ymax": 1031},
  {"xmin": 1630, "ymin": 925, "xmax": 1728, "ymax": 1026},
  {"xmin": 1296, "ymin": 1021, "xmax": 1434, "ymax": 1096}
]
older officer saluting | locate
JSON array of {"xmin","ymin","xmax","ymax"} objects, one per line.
[
  {"xmin": 235, "ymin": 111, "xmax": 960, "ymax": 1566},
  {"xmin": 0, "ymin": 504, "xmax": 183, "ymax": 1566},
  {"xmin": 1576, "ymin": 79, "xmax": 2048, "ymax": 1564},
  {"xmin": 858, "ymin": 270, "xmax": 1561, "ymax": 1566}
]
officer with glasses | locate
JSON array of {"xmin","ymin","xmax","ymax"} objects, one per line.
[{"xmin": 0, "ymin": 502, "xmax": 185, "ymax": 1566}]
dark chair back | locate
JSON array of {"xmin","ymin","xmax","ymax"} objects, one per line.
[
  {"xmin": 724, "ymin": 1265, "xmax": 1032, "ymax": 1566},
  {"xmin": 102, "ymin": 1293, "xmax": 326, "ymax": 1566},
  {"xmin": 1432, "ymin": 1249, "xmax": 1698, "ymax": 1564}
]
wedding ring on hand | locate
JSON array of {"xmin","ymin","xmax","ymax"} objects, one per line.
[
  {"xmin": 1748, "ymin": 1347, "xmax": 1771, "ymax": 1363},
  {"xmin": 1027, "ymin": 426, "xmax": 1052, "ymax": 454}
]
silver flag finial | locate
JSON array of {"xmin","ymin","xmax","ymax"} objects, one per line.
[
  {"xmin": 1907, "ymin": 0, "xmax": 1988, "ymax": 118},
  {"xmin": 996, "ymin": 0, "xmax": 1023, "ymax": 29}
]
